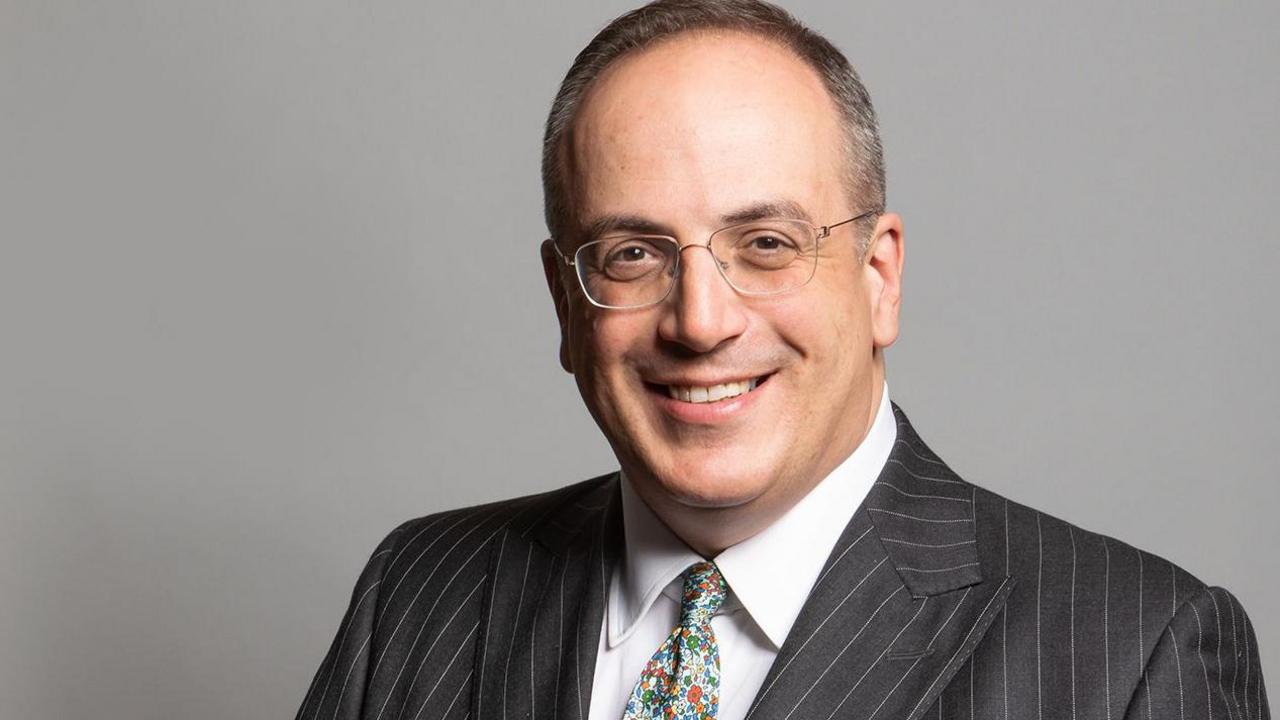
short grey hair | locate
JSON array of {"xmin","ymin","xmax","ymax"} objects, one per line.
[{"xmin": 541, "ymin": 0, "xmax": 885, "ymax": 253}]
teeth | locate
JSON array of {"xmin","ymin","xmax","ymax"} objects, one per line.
[{"xmin": 665, "ymin": 378, "xmax": 761, "ymax": 404}]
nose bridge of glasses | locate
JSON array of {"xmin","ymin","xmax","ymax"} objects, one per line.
[{"xmin": 674, "ymin": 240, "xmax": 731, "ymax": 277}]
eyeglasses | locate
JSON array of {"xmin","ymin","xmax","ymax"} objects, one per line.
[{"xmin": 552, "ymin": 211, "xmax": 877, "ymax": 309}]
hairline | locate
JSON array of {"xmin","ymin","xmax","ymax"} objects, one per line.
[{"xmin": 557, "ymin": 29, "xmax": 858, "ymax": 231}]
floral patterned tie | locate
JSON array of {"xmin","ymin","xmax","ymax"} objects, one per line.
[{"xmin": 623, "ymin": 561, "xmax": 728, "ymax": 720}]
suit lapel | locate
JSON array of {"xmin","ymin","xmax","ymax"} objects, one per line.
[
  {"xmin": 746, "ymin": 405, "xmax": 1015, "ymax": 720},
  {"xmin": 474, "ymin": 474, "xmax": 622, "ymax": 720}
]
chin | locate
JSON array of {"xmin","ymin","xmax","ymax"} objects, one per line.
[{"xmin": 648, "ymin": 454, "xmax": 778, "ymax": 510}]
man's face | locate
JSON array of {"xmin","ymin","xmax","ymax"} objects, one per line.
[{"xmin": 544, "ymin": 32, "xmax": 902, "ymax": 524}]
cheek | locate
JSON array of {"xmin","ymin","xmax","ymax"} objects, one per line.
[{"xmin": 570, "ymin": 309, "xmax": 644, "ymax": 385}]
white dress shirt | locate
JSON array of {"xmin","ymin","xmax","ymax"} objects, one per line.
[{"xmin": 587, "ymin": 383, "xmax": 897, "ymax": 720}]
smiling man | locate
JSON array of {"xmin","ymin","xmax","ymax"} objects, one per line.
[{"xmin": 296, "ymin": 2, "xmax": 1268, "ymax": 719}]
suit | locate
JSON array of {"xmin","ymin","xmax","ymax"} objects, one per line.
[{"xmin": 296, "ymin": 404, "xmax": 1269, "ymax": 719}]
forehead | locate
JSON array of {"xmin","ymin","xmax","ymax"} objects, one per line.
[{"xmin": 564, "ymin": 31, "xmax": 847, "ymax": 234}]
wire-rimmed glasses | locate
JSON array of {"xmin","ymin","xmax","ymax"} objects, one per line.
[{"xmin": 552, "ymin": 210, "xmax": 877, "ymax": 309}]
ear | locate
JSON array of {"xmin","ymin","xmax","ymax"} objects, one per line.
[
  {"xmin": 540, "ymin": 238, "xmax": 575, "ymax": 374},
  {"xmin": 862, "ymin": 212, "xmax": 905, "ymax": 350}
]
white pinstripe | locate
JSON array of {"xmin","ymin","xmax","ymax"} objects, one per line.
[
  {"xmin": 880, "ymin": 538, "xmax": 976, "ymax": 549},
  {"xmin": 368, "ymin": 523, "xmax": 506, "ymax": 711},
  {"xmin": 1226, "ymin": 590, "xmax": 1241, "ymax": 715},
  {"xmin": 823, "ymin": 595, "xmax": 931, "ymax": 720},
  {"xmin": 812, "ymin": 526, "xmax": 872, "ymax": 589},
  {"xmin": 304, "ymin": 578, "xmax": 383, "ymax": 718},
  {"xmin": 877, "ymin": 588, "xmax": 974, "ymax": 720},
  {"xmin": 528, "ymin": 561, "xmax": 555, "ymax": 720},
  {"xmin": 873, "ymin": 481, "xmax": 972, "ymax": 502},
  {"xmin": 776, "ymin": 581, "xmax": 903, "ymax": 720},
  {"xmin": 883, "ymin": 458, "xmax": 966, "ymax": 485},
  {"xmin": 438, "ymin": 668, "xmax": 473, "ymax": 720},
  {"xmin": 748, "ymin": 554, "xmax": 888, "ymax": 715},
  {"xmin": 1242, "ymin": 593, "xmax": 1252, "ymax": 720},
  {"xmin": 388, "ymin": 578, "xmax": 486, "ymax": 720},
  {"xmin": 500, "ymin": 544, "xmax": 533, "ymax": 720},
  {"xmin": 909, "ymin": 580, "xmax": 1012, "ymax": 719},
  {"xmin": 406, "ymin": 622, "xmax": 479, "ymax": 720},
  {"xmin": 1170, "ymin": 626, "xmax": 1186, "ymax": 720},
  {"xmin": 329, "ymin": 633, "xmax": 374, "ymax": 720},
  {"xmin": 376, "ymin": 512, "xmax": 480, "ymax": 630},
  {"xmin": 308, "ymin": 518, "xmax": 457, "ymax": 718},
  {"xmin": 572, "ymin": 563, "xmax": 585, "ymax": 720},
  {"xmin": 893, "ymin": 439, "xmax": 949, "ymax": 467},
  {"xmin": 897, "ymin": 563, "xmax": 980, "ymax": 574},
  {"xmin": 1145, "ymin": 672, "xmax": 1153, "ymax": 720},
  {"xmin": 1249, "ymin": 613, "xmax": 1260, "ymax": 720},
  {"xmin": 383, "ymin": 515, "xmax": 456, "ymax": 588},
  {"xmin": 475, "ymin": 529, "xmax": 507, "ymax": 720},
  {"xmin": 867, "ymin": 508, "xmax": 972, "ymax": 523},
  {"xmin": 553, "ymin": 550, "xmax": 570, "ymax": 720},
  {"xmin": 1189, "ymin": 602, "xmax": 1213, "ymax": 720},
  {"xmin": 1104, "ymin": 537, "xmax": 1112, "ymax": 720},
  {"xmin": 1207, "ymin": 590, "xmax": 1235, "ymax": 720}
]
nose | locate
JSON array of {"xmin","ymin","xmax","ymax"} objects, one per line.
[{"xmin": 656, "ymin": 244, "xmax": 749, "ymax": 353}]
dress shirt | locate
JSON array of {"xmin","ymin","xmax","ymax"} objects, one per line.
[{"xmin": 587, "ymin": 383, "xmax": 897, "ymax": 720}]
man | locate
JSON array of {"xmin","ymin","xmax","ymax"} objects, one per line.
[{"xmin": 296, "ymin": 1, "xmax": 1269, "ymax": 718}]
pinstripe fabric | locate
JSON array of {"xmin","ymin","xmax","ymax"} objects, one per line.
[{"xmin": 296, "ymin": 404, "xmax": 1269, "ymax": 720}]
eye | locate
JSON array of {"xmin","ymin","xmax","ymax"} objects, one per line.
[
  {"xmin": 739, "ymin": 232, "xmax": 799, "ymax": 255},
  {"xmin": 610, "ymin": 245, "xmax": 652, "ymax": 263},
  {"xmin": 590, "ymin": 238, "xmax": 669, "ymax": 282},
  {"xmin": 750, "ymin": 235, "xmax": 787, "ymax": 251}
]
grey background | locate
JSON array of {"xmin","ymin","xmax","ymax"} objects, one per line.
[{"xmin": 2, "ymin": 1, "xmax": 1276, "ymax": 717}]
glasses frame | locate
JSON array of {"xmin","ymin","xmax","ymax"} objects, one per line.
[{"xmin": 551, "ymin": 209, "xmax": 879, "ymax": 310}]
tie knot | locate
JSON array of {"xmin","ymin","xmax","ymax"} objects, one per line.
[{"xmin": 679, "ymin": 561, "xmax": 727, "ymax": 626}]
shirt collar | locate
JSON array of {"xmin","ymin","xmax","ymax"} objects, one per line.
[{"xmin": 608, "ymin": 382, "xmax": 897, "ymax": 649}]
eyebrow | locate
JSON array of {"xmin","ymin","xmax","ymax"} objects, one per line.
[
  {"xmin": 719, "ymin": 199, "xmax": 814, "ymax": 226},
  {"xmin": 581, "ymin": 199, "xmax": 816, "ymax": 241}
]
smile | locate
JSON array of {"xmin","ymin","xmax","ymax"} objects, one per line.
[{"xmin": 652, "ymin": 375, "xmax": 771, "ymax": 404}]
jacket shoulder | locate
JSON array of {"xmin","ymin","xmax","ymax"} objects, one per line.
[
  {"xmin": 372, "ymin": 472, "xmax": 617, "ymax": 588},
  {"xmin": 972, "ymin": 484, "xmax": 1208, "ymax": 620}
]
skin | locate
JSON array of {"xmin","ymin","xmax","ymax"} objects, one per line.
[{"xmin": 541, "ymin": 31, "xmax": 905, "ymax": 557}]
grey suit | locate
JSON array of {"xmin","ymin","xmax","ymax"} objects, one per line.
[{"xmin": 296, "ymin": 405, "xmax": 1270, "ymax": 719}]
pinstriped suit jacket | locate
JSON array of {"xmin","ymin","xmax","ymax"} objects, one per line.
[{"xmin": 296, "ymin": 404, "xmax": 1270, "ymax": 720}]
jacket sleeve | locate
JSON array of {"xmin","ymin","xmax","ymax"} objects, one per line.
[
  {"xmin": 295, "ymin": 526, "xmax": 404, "ymax": 720},
  {"xmin": 1124, "ymin": 585, "xmax": 1269, "ymax": 720}
]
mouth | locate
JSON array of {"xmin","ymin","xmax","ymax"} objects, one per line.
[{"xmin": 644, "ymin": 373, "xmax": 773, "ymax": 404}]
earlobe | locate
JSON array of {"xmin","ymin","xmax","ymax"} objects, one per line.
[
  {"xmin": 540, "ymin": 239, "xmax": 575, "ymax": 374},
  {"xmin": 865, "ymin": 213, "xmax": 905, "ymax": 350}
]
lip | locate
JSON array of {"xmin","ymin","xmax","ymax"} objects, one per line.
[{"xmin": 646, "ymin": 373, "xmax": 773, "ymax": 425}]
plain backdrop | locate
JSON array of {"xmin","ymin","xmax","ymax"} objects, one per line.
[{"xmin": 2, "ymin": 1, "xmax": 1276, "ymax": 717}]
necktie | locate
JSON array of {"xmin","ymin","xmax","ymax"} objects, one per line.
[{"xmin": 623, "ymin": 560, "xmax": 728, "ymax": 720}]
